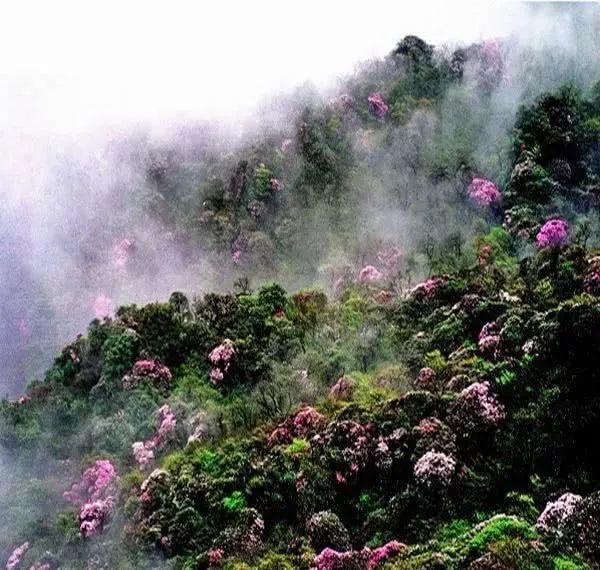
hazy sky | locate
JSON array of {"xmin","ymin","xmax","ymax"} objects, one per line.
[{"xmin": 0, "ymin": 0, "xmax": 529, "ymax": 130}]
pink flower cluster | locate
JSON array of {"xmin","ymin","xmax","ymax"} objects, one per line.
[
  {"xmin": 64, "ymin": 459, "xmax": 118, "ymax": 538},
  {"xmin": 6, "ymin": 542, "xmax": 29, "ymax": 570},
  {"xmin": 367, "ymin": 92, "xmax": 389, "ymax": 120},
  {"xmin": 450, "ymin": 382, "xmax": 506, "ymax": 437},
  {"xmin": 328, "ymin": 376, "xmax": 356, "ymax": 401},
  {"xmin": 584, "ymin": 256, "xmax": 600, "ymax": 295},
  {"xmin": 64, "ymin": 459, "xmax": 118, "ymax": 505},
  {"xmin": 413, "ymin": 417, "xmax": 457, "ymax": 458},
  {"xmin": 376, "ymin": 246, "xmax": 402, "ymax": 269},
  {"xmin": 270, "ymin": 178, "xmax": 283, "ymax": 192},
  {"xmin": 93, "ymin": 295, "xmax": 113, "ymax": 319},
  {"xmin": 536, "ymin": 218, "xmax": 569, "ymax": 248},
  {"xmin": 132, "ymin": 405, "xmax": 177, "ymax": 468},
  {"xmin": 207, "ymin": 548, "xmax": 225, "ymax": 568},
  {"xmin": 413, "ymin": 367, "xmax": 437, "ymax": 391},
  {"xmin": 409, "ymin": 276, "xmax": 446, "ymax": 300},
  {"xmin": 478, "ymin": 322, "xmax": 501, "ymax": 357},
  {"xmin": 536, "ymin": 492, "xmax": 582, "ymax": 538},
  {"xmin": 467, "ymin": 178, "xmax": 502, "ymax": 207},
  {"xmin": 281, "ymin": 138, "xmax": 294, "ymax": 154},
  {"xmin": 312, "ymin": 541, "xmax": 406, "ymax": 570},
  {"xmin": 268, "ymin": 406, "xmax": 326, "ymax": 446},
  {"xmin": 122, "ymin": 359, "xmax": 173, "ymax": 391},
  {"xmin": 112, "ymin": 238, "xmax": 133, "ymax": 270},
  {"xmin": 413, "ymin": 451, "xmax": 456, "ymax": 488},
  {"xmin": 79, "ymin": 497, "xmax": 115, "ymax": 537},
  {"xmin": 359, "ymin": 265, "xmax": 384, "ymax": 283},
  {"xmin": 208, "ymin": 339, "xmax": 236, "ymax": 384},
  {"xmin": 477, "ymin": 39, "xmax": 505, "ymax": 91}
]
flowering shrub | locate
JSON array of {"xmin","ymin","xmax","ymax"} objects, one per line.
[
  {"xmin": 536, "ymin": 218, "xmax": 569, "ymax": 248},
  {"xmin": 132, "ymin": 405, "xmax": 177, "ymax": 468},
  {"xmin": 63, "ymin": 460, "xmax": 118, "ymax": 538},
  {"xmin": 409, "ymin": 276, "xmax": 447, "ymax": 300},
  {"xmin": 122, "ymin": 358, "xmax": 172, "ymax": 392},
  {"xmin": 94, "ymin": 295, "xmax": 113, "ymax": 319},
  {"xmin": 477, "ymin": 40, "xmax": 504, "ymax": 92},
  {"xmin": 449, "ymin": 382, "xmax": 506, "ymax": 438},
  {"xmin": 358, "ymin": 265, "xmax": 384, "ymax": 283},
  {"xmin": 316, "ymin": 420, "xmax": 374, "ymax": 484},
  {"xmin": 112, "ymin": 238, "xmax": 133, "ymax": 270},
  {"xmin": 536, "ymin": 492, "xmax": 582, "ymax": 538},
  {"xmin": 328, "ymin": 376, "xmax": 356, "ymax": 401},
  {"xmin": 208, "ymin": 339, "xmax": 236, "ymax": 384},
  {"xmin": 307, "ymin": 511, "xmax": 351, "ymax": 551},
  {"xmin": 376, "ymin": 246, "xmax": 402, "ymax": 269},
  {"xmin": 583, "ymin": 256, "xmax": 600, "ymax": 295},
  {"xmin": 6, "ymin": 542, "xmax": 29, "ymax": 570},
  {"xmin": 268, "ymin": 406, "xmax": 326, "ymax": 446},
  {"xmin": 413, "ymin": 367, "xmax": 437, "ymax": 391},
  {"xmin": 64, "ymin": 460, "xmax": 118, "ymax": 506},
  {"xmin": 367, "ymin": 92, "xmax": 389, "ymax": 120},
  {"xmin": 215, "ymin": 508, "xmax": 265, "ymax": 557},
  {"xmin": 413, "ymin": 451, "xmax": 456, "ymax": 488},
  {"xmin": 478, "ymin": 322, "xmax": 501, "ymax": 358},
  {"xmin": 132, "ymin": 441, "xmax": 155, "ymax": 467},
  {"xmin": 281, "ymin": 138, "xmax": 294, "ymax": 154},
  {"xmin": 311, "ymin": 540, "xmax": 406, "ymax": 570},
  {"xmin": 413, "ymin": 417, "xmax": 457, "ymax": 458},
  {"xmin": 270, "ymin": 178, "xmax": 283, "ymax": 192},
  {"xmin": 79, "ymin": 497, "xmax": 115, "ymax": 537},
  {"xmin": 467, "ymin": 178, "xmax": 502, "ymax": 207}
]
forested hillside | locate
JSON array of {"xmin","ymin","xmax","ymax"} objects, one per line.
[{"xmin": 2, "ymin": 29, "xmax": 600, "ymax": 570}]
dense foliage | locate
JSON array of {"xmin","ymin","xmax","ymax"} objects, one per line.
[{"xmin": 2, "ymin": 33, "xmax": 600, "ymax": 570}]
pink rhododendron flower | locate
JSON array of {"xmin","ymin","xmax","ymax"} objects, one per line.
[
  {"xmin": 414, "ymin": 451, "xmax": 456, "ymax": 487},
  {"xmin": 328, "ymin": 376, "xmax": 356, "ymax": 401},
  {"xmin": 132, "ymin": 441, "xmax": 155, "ymax": 467},
  {"xmin": 536, "ymin": 218, "xmax": 569, "ymax": 248},
  {"xmin": 478, "ymin": 322, "xmax": 501, "ymax": 357},
  {"xmin": 536, "ymin": 492, "xmax": 582, "ymax": 538},
  {"xmin": 268, "ymin": 406, "xmax": 325, "ymax": 446},
  {"xmin": 359, "ymin": 265, "xmax": 384, "ymax": 283},
  {"xmin": 477, "ymin": 39, "xmax": 505, "ymax": 91},
  {"xmin": 414, "ymin": 367, "xmax": 436, "ymax": 390},
  {"xmin": 450, "ymin": 382, "xmax": 506, "ymax": 437},
  {"xmin": 208, "ymin": 339, "xmax": 236, "ymax": 385},
  {"xmin": 155, "ymin": 405, "xmax": 177, "ymax": 447},
  {"xmin": 79, "ymin": 497, "xmax": 114, "ymax": 538},
  {"xmin": 208, "ymin": 548, "xmax": 224, "ymax": 568},
  {"xmin": 232, "ymin": 250, "xmax": 242, "ymax": 264},
  {"xmin": 368, "ymin": 541, "xmax": 406, "ymax": 569},
  {"xmin": 64, "ymin": 459, "xmax": 118, "ymax": 506},
  {"xmin": 376, "ymin": 246, "xmax": 402, "ymax": 268},
  {"xmin": 311, "ymin": 541, "xmax": 406, "ymax": 570},
  {"xmin": 112, "ymin": 238, "xmax": 133, "ymax": 270},
  {"xmin": 122, "ymin": 359, "xmax": 172, "ymax": 391},
  {"xmin": 367, "ymin": 92, "xmax": 389, "ymax": 120},
  {"xmin": 409, "ymin": 276, "xmax": 447, "ymax": 300},
  {"xmin": 132, "ymin": 405, "xmax": 177, "ymax": 467},
  {"xmin": 584, "ymin": 256, "xmax": 600, "ymax": 295},
  {"xmin": 6, "ymin": 542, "xmax": 29, "ymax": 570},
  {"xmin": 270, "ymin": 178, "xmax": 283, "ymax": 192},
  {"xmin": 93, "ymin": 295, "xmax": 113, "ymax": 319},
  {"xmin": 281, "ymin": 138, "xmax": 294, "ymax": 154},
  {"xmin": 467, "ymin": 178, "xmax": 502, "ymax": 207}
]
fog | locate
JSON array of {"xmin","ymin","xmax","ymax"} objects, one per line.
[{"xmin": 1, "ymin": 1, "xmax": 599, "ymax": 396}]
